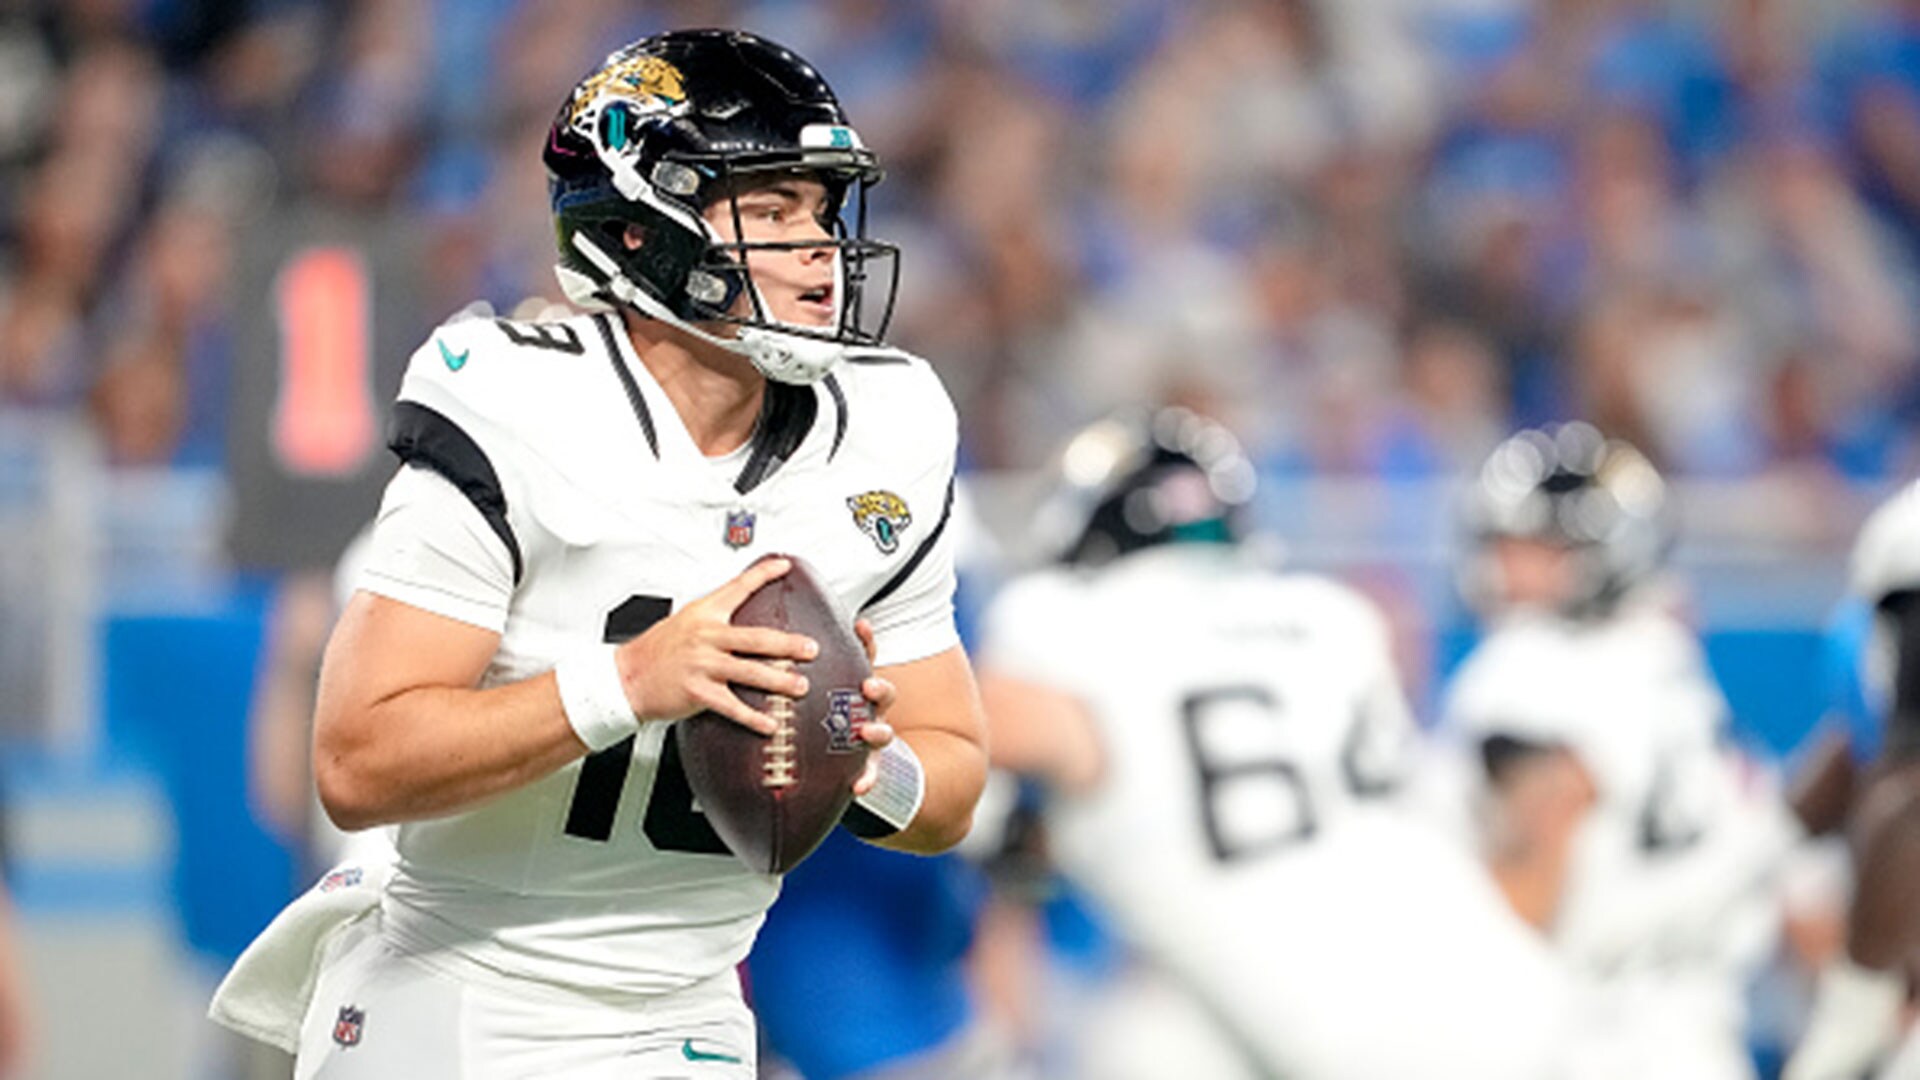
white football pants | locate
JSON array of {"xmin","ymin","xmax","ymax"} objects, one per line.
[{"xmin": 295, "ymin": 918, "xmax": 756, "ymax": 1080}]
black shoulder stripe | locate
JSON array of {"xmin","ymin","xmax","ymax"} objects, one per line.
[
  {"xmin": 862, "ymin": 476, "xmax": 956, "ymax": 613},
  {"xmin": 842, "ymin": 353, "xmax": 911, "ymax": 366},
  {"xmin": 387, "ymin": 401, "xmax": 524, "ymax": 583},
  {"xmin": 824, "ymin": 373, "xmax": 848, "ymax": 462},
  {"xmin": 594, "ymin": 313, "xmax": 658, "ymax": 458}
]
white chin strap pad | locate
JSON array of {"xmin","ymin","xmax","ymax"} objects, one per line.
[{"xmin": 735, "ymin": 325, "xmax": 844, "ymax": 385}]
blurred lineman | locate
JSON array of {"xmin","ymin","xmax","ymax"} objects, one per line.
[
  {"xmin": 210, "ymin": 30, "xmax": 986, "ymax": 1079},
  {"xmin": 1441, "ymin": 423, "xmax": 1803, "ymax": 1080},
  {"xmin": 1787, "ymin": 481, "xmax": 1920, "ymax": 1080},
  {"xmin": 976, "ymin": 408, "xmax": 1571, "ymax": 1080}
]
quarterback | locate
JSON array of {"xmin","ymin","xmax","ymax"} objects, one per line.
[{"xmin": 211, "ymin": 30, "xmax": 985, "ymax": 1079}]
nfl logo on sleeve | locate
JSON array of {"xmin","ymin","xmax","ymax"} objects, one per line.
[{"xmin": 333, "ymin": 1005, "xmax": 365, "ymax": 1048}]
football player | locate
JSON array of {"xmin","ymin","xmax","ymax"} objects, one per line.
[
  {"xmin": 1441, "ymin": 423, "xmax": 1805, "ymax": 1080},
  {"xmin": 975, "ymin": 407, "xmax": 1573, "ymax": 1080},
  {"xmin": 1785, "ymin": 480, "xmax": 1920, "ymax": 1080},
  {"xmin": 210, "ymin": 30, "xmax": 985, "ymax": 1079}
]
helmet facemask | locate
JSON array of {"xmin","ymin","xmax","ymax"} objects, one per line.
[{"xmin": 690, "ymin": 153, "xmax": 900, "ymax": 351}]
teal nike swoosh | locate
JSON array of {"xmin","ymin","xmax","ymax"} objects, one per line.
[
  {"xmin": 680, "ymin": 1039, "xmax": 743, "ymax": 1064},
  {"xmin": 437, "ymin": 338, "xmax": 468, "ymax": 371}
]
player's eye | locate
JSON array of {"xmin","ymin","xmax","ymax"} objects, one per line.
[{"xmin": 742, "ymin": 200, "xmax": 785, "ymax": 224}]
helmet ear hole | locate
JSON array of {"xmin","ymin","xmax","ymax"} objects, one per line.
[{"xmin": 589, "ymin": 218, "xmax": 632, "ymax": 250}]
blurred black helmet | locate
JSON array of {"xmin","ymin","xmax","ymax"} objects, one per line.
[
  {"xmin": 1460, "ymin": 421, "xmax": 1674, "ymax": 618},
  {"xmin": 1033, "ymin": 407, "xmax": 1259, "ymax": 569},
  {"xmin": 544, "ymin": 29, "xmax": 900, "ymax": 383}
]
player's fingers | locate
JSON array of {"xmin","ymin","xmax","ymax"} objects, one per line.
[
  {"xmin": 717, "ymin": 656, "xmax": 810, "ymax": 699},
  {"xmin": 855, "ymin": 718, "xmax": 894, "ymax": 750},
  {"xmin": 692, "ymin": 683, "xmax": 779, "ymax": 735},
  {"xmin": 716, "ymin": 626, "xmax": 818, "ymax": 662},
  {"xmin": 852, "ymin": 755, "xmax": 881, "ymax": 796},
  {"xmin": 854, "ymin": 618, "xmax": 878, "ymax": 664},
  {"xmin": 713, "ymin": 556, "xmax": 792, "ymax": 611},
  {"xmin": 861, "ymin": 675, "xmax": 896, "ymax": 714}
]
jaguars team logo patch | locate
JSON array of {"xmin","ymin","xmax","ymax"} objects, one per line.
[
  {"xmin": 823, "ymin": 689, "xmax": 870, "ymax": 754},
  {"xmin": 333, "ymin": 1005, "xmax": 365, "ymax": 1048},
  {"xmin": 848, "ymin": 491, "xmax": 911, "ymax": 554}
]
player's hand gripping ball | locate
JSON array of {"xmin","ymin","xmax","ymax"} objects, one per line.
[{"xmin": 676, "ymin": 554, "xmax": 873, "ymax": 873}]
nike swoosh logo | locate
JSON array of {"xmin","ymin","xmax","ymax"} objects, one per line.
[
  {"xmin": 680, "ymin": 1039, "xmax": 743, "ymax": 1064},
  {"xmin": 438, "ymin": 339, "xmax": 468, "ymax": 371}
]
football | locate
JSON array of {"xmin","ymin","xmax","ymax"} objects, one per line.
[{"xmin": 675, "ymin": 554, "xmax": 874, "ymax": 874}]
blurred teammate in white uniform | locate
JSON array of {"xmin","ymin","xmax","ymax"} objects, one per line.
[
  {"xmin": 976, "ymin": 408, "xmax": 1572, "ymax": 1080},
  {"xmin": 210, "ymin": 30, "xmax": 987, "ymax": 1080},
  {"xmin": 1441, "ymin": 423, "xmax": 1804, "ymax": 1080}
]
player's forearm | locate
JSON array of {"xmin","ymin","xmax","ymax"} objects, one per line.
[
  {"xmin": 315, "ymin": 674, "xmax": 587, "ymax": 829},
  {"xmin": 870, "ymin": 727, "xmax": 988, "ymax": 854},
  {"xmin": 1845, "ymin": 761, "xmax": 1920, "ymax": 970},
  {"xmin": 978, "ymin": 672, "xmax": 1104, "ymax": 795}
]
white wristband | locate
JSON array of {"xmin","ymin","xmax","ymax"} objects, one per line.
[
  {"xmin": 555, "ymin": 645, "xmax": 641, "ymax": 751},
  {"xmin": 854, "ymin": 738, "xmax": 926, "ymax": 833}
]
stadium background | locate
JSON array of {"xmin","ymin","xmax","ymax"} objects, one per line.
[{"xmin": 0, "ymin": 0, "xmax": 1913, "ymax": 1075}]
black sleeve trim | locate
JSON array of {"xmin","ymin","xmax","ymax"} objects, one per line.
[
  {"xmin": 593, "ymin": 313, "xmax": 659, "ymax": 459},
  {"xmin": 841, "ymin": 802, "xmax": 902, "ymax": 839},
  {"xmin": 824, "ymin": 373, "xmax": 849, "ymax": 462},
  {"xmin": 862, "ymin": 475, "xmax": 956, "ymax": 613},
  {"xmin": 387, "ymin": 401, "xmax": 524, "ymax": 583}
]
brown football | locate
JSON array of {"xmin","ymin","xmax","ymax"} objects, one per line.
[{"xmin": 676, "ymin": 553, "xmax": 874, "ymax": 874}]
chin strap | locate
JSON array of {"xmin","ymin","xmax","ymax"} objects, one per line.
[{"xmin": 564, "ymin": 234, "xmax": 883, "ymax": 385}]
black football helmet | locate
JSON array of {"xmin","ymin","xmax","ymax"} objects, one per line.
[
  {"xmin": 1460, "ymin": 421, "xmax": 1675, "ymax": 618},
  {"xmin": 544, "ymin": 29, "xmax": 901, "ymax": 383},
  {"xmin": 1032, "ymin": 407, "xmax": 1259, "ymax": 569}
]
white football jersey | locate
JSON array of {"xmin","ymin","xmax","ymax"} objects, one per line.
[
  {"xmin": 980, "ymin": 547, "xmax": 1571, "ymax": 1080},
  {"xmin": 1442, "ymin": 607, "xmax": 1798, "ymax": 1080},
  {"xmin": 352, "ymin": 310, "xmax": 960, "ymax": 997}
]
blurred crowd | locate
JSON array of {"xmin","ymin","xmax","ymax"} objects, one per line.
[{"xmin": 7, "ymin": 0, "xmax": 1920, "ymax": 495}]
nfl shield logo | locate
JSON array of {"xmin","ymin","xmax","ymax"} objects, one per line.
[
  {"xmin": 318, "ymin": 866, "xmax": 362, "ymax": 893},
  {"xmin": 333, "ymin": 1005, "xmax": 365, "ymax": 1048},
  {"xmin": 725, "ymin": 509, "xmax": 756, "ymax": 549}
]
